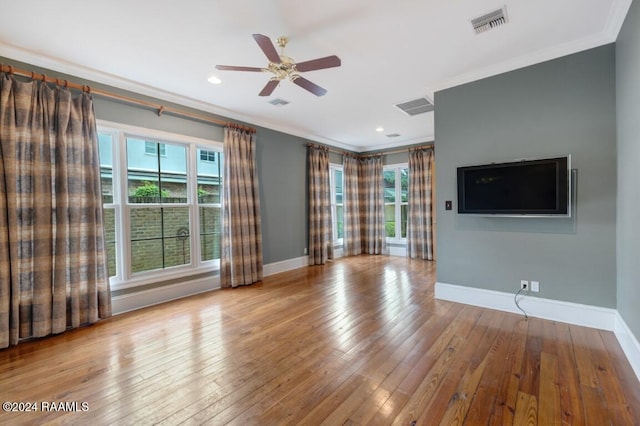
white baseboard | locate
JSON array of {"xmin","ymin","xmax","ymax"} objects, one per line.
[
  {"xmin": 435, "ymin": 282, "xmax": 640, "ymax": 382},
  {"xmin": 112, "ymin": 275, "xmax": 220, "ymax": 315},
  {"xmin": 263, "ymin": 256, "xmax": 308, "ymax": 276},
  {"xmin": 435, "ymin": 282, "xmax": 616, "ymax": 330},
  {"xmin": 113, "ymin": 256, "xmax": 308, "ymax": 315},
  {"xmin": 614, "ymin": 312, "xmax": 640, "ymax": 382}
]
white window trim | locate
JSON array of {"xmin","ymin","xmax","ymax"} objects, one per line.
[
  {"xmin": 329, "ymin": 164, "xmax": 344, "ymax": 246},
  {"xmin": 384, "ymin": 162, "xmax": 409, "ymax": 244},
  {"xmin": 97, "ymin": 120, "xmax": 223, "ymax": 291}
]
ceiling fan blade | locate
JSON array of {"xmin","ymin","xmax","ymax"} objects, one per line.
[
  {"xmin": 259, "ymin": 80, "xmax": 280, "ymax": 97},
  {"xmin": 252, "ymin": 34, "xmax": 281, "ymax": 64},
  {"xmin": 215, "ymin": 65, "xmax": 265, "ymax": 72},
  {"xmin": 295, "ymin": 55, "xmax": 341, "ymax": 72},
  {"xmin": 293, "ymin": 76, "xmax": 327, "ymax": 96}
]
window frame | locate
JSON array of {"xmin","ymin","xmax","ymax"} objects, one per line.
[
  {"xmin": 383, "ymin": 163, "xmax": 409, "ymax": 243},
  {"xmin": 98, "ymin": 120, "xmax": 223, "ymax": 291}
]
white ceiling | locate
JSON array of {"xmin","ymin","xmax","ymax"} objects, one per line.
[{"xmin": 0, "ymin": 0, "xmax": 631, "ymax": 152}]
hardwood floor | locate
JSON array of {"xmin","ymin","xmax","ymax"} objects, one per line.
[{"xmin": 1, "ymin": 256, "xmax": 639, "ymax": 425}]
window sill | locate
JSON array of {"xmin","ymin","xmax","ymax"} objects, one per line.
[{"xmin": 109, "ymin": 262, "xmax": 219, "ymax": 291}]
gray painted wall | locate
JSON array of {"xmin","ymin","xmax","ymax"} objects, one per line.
[
  {"xmin": 256, "ymin": 128, "xmax": 307, "ymax": 263},
  {"xmin": 0, "ymin": 56, "xmax": 308, "ymax": 267},
  {"xmin": 616, "ymin": 1, "xmax": 640, "ymax": 337},
  {"xmin": 434, "ymin": 45, "xmax": 617, "ymax": 307}
]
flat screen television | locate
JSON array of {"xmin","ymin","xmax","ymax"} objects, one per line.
[{"xmin": 457, "ymin": 156, "xmax": 571, "ymax": 217}]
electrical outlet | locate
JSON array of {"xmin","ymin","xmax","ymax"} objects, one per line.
[
  {"xmin": 304, "ymin": 247, "xmax": 308, "ymax": 255},
  {"xmin": 530, "ymin": 281, "xmax": 540, "ymax": 292},
  {"xmin": 520, "ymin": 280, "xmax": 529, "ymax": 291}
]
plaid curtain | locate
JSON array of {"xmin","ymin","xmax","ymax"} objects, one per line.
[
  {"xmin": 342, "ymin": 155, "xmax": 361, "ymax": 256},
  {"xmin": 0, "ymin": 74, "xmax": 111, "ymax": 348},
  {"xmin": 220, "ymin": 127, "xmax": 263, "ymax": 288},
  {"xmin": 358, "ymin": 155, "xmax": 386, "ymax": 254},
  {"xmin": 407, "ymin": 148, "xmax": 435, "ymax": 260},
  {"xmin": 307, "ymin": 146, "xmax": 333, "ymax": 265}
]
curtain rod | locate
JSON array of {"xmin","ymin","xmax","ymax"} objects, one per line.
[
  {"xmin": 0, "ymin": 64, "xmax": 256, "ymax": 134},
  {"xmin": 308, "ymin": 142, "xmax": 434, "ymax": 157}
]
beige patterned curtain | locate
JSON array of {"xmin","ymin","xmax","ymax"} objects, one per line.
[
  {"xmin": 0, "ymin": 74, "xmax": 111, "ymax": 348},
  {"xmin": 221, "ymin": 126, "xmax": 263, "ymax": 288},
  {"xmin": 342, "ymin": 155, "xmax": 361, "ymax": 256},
  {"xmin": 407, "ymin": 148, "xmax": 435, "ymax": 260},
  {"xmin": 307, "ymin": 145, "xmax": 333, "ymax": 265},
  {"xmin": 359, "ymin": 155, "xmax": 386, "ymax": 254}
]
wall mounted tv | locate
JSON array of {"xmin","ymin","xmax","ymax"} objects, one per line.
[{"xmin": 457, "ymin": 156, "xmax": 571, "ymax": 217}]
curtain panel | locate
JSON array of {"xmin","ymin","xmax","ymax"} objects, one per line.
[
  {"xmin": 307, "ymin": 146, "xmax": 333, "ymax": 265},
  {"xmin": 407, "ymin": 148, "xmax": 435, "ymax": 260},
  {"xmin": 342, "ymin": 155, "xmax": 361, "ymax": 256},
  {"xmin": 0, "ymin": 74, "xmax": 111, "ymax": 348},
  {"xmin": 358, "ymin": 155, "xmax": 386, "ymax": 254},
  {"xmin": 220, "ymin": 127, "xmax": 263, "ymax": 288}
]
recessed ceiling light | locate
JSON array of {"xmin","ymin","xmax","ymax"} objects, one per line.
[
  {"xmin": 207, "ymin": 75, "xmax": 222, "ymax": 85},
  {"xmin": 376, "ymin": 127, "xmax": 384, "ymax": 132}
]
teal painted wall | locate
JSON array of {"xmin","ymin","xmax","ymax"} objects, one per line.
[
  {"xmin": 616, "ymin": 0, "xmax": 640, "ymax": 337},
  {"xmin": 434, "ymin": 45, "xmax": 617, "ymax": 307}
]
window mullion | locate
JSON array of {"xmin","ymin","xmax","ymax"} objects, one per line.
[
  {"xmin": 117, "ymin": 131, "xmax": 133, "ymax": 281},
  {"xmin": 189, "ymin": 144, "xmax": 201, "ymax": 267}
]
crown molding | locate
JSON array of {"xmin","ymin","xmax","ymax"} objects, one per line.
[{"xmin": 0, "ymin": 42, "xmax": 365, "ymax": 152}]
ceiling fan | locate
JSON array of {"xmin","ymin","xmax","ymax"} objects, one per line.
[{"xmin": 215, "ymin": 34, "xmax": 341, "ymax": 97}]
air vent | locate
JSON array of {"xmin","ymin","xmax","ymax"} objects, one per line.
[
  {"xmin": 471, "ymin": 6, "xmax": 508, "ymax": 34},
  {"xmin": 394, "ymin": 97, "xmax": 434, "ymax": 116},
  {"xmin": 386, "ymin": 133, "xmax": 401, "ymax": 138},
  {"xmin": 268, "ymin": 97, "xmax": 290, "ymax": 107}
]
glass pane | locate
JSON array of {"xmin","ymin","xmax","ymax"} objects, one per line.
[
  {"xmin": 130, "ymin": 207, "xmax": 190, "ymax": 272},
  {"xmin": 160, "ymin": 145, "xmax": 187, "ymax": 203},
  {"xmin": 197, "ymin": 149, "xmax": 223, "ymax": 204},
  {"xmin": 401, "ymin": 204, "xmax": 408, "ymax": 238},
  {"xmin": 335, "ymin": 169, "xmax": 343, "ymax": 204},
  {"xmin": 98, "ymin": 133, "xmax": 114, "ymax": 204},
  {"xmin": 336, "ymin": 205, "xmax": 344, "ymax": 239},
  {"xmin": 127, "ymin": 139, "xmax": 187, "ymax": 203},
  {"xmin": 200, "ymin": 206, "xmax": 221, "ymax": 261},
  {"xmin": 130, "ymin": 208, "xmax": 162, "ymax": 273},
  {"xmin": 383, "ymin": 170, "xmax": 395, "ymax": 203},
  {"xmin": 401, "ymin": 168, "xmax": 409, "ymax": 203},
  {"xmin": 127, "ymin": 138, "xmax": 161, "ymax": 203},
  {"xmin": 164, "ymin": 228, "xmax": 191, "ymax": 268},
  {"xmin": 103, "ymin": 207, "xmax": 116, "ymax": 277},
  {"xmin": 385, "ymin": 204, "xmax": 396, "ymax": 238}
]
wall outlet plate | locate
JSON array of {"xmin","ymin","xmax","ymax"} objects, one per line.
[
  {"xmin": 531, "ymin": 281, "xmax": 540, "ymax": 292},
  {"xmin": 520, "ymin": 280, "xmax": 529, "ymax": 290}
]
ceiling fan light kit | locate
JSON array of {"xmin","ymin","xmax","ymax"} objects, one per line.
[{"xmin": 215, "ymin": 34, "xmax": 341, "ymax": 97}]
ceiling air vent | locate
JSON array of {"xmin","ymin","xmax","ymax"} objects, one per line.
[
  {"xmin": 386, "ymin": 133, "xmax": 401, "ymax": 138},
  {"xmin": 394, "ymin": 97, "xmax": 434, "ymax": 116},
  {"xmin": 268, "ymin": 97, "xmax": 290, "ymax": 107},
  {"xmin": 471, "ymin": 6, "xmax": 508, "ymax": 34}
]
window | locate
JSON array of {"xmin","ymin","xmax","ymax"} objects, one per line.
[
  {"xmin": 98, "ymin": 132, "xmax": 117, "ymax": 278},
  {"xmin": 145, "ymin": 141, "xmax": 166, "ymax": 156},
  {"xmin": 97, "ymin": 122, "xmax": 223, "ymax": 289},
  {"xmin": 200, "ymin": 149, "xmax": 218, "ymax": 162},
  {"xmin": 128, "ymin": 138, "xmax": 189, "ymax": 272},
  {"xmin": 384, "ymin": 164, "xmax": 409, "ymax": 240},
  {"xmin": 330, "ymin": 165, "xmax": 344, "ymax": 242},
  {"xmin": 197, "ymin": 149, "xmax": 223, "ymax": 262}
]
